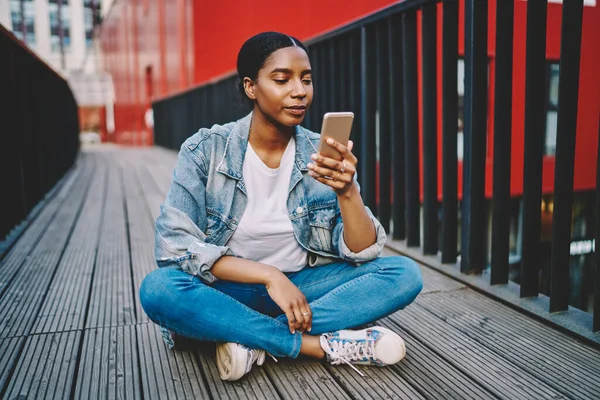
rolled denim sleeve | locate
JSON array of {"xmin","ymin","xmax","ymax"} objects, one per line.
[
  {"xmin": 154, "ymin": 141, "xmax": 232, "ymax": 283},
  {"xmin": 331, "ymin": 177, "xmax": 387, "ymax": 263},
  {"xmin": 334, "ymin": 207, "xmax": 387, "ymax": 263}
]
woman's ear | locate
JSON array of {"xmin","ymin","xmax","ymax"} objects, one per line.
[{"xmin": 243, "ymin": 77, "xmax": 256, "ymax": 100}]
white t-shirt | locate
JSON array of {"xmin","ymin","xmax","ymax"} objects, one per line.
[{"xmin": 226, "ymin": 137, "xmax": 308, "ymax": 272}]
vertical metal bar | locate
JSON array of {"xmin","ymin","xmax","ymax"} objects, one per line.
[
  {"xmin": 305, "ymin": 45, "xmax": 321, "ymax": 132},
  {"xmin": 461, "ymin": 0, "xmax": 488, "ymax": 273},
  {"xmin": 333, "ymin": 39, "xmax": 342, "ymax": 112},
  {"xmin": 360, "ymin": 25, "xmax": 377, "ymax": 210},
  {"xmin": 351, "ymin": 30, "xmax": 362, "ymax": 161},
  {"xmin": 316, "ymin": 44, "xmax": 325, "ymax": 128},
  {"xmin": 201, "ymin": 88, "xmax": 209, "ymax": 131},
  {"xmin": 549, "ymin": 0, "xmax": 584, "ymax": 313},
  {"xmin": 152, "ymin": 101, "xmax": 160, "ymax": 147},
  {"xmin": 328, "ymin": 41, "xmax": 335, "ymax": 112},
  {"xmin": 402, "ymin": 10, "xmax": 420, "ymax": 247},
  {"xmin": 595, "ymin": 115, "xmax": 600, "ymax": 332},
  {"xmin": 389, "ymin": 13, "xmax": 406, "ymax": 241},
  {"xmin": 305, "ymin": 45, "xmax": 314, "ymax": 131},
  {"xmin": 377, "ymin": 20, "xmax": 391, "ymax": 232},
  {"xmin": 422, "ymin": 3, "xmax": 438, "ymax": 255},
  {"xmin": 491, "ymin": 0, "xmax": 514, "ymax": 284},
  {"xmin": 339, "ymin": 37, "xmax": 348, "ymax": 112},
  {"xmin": 442, "ymin": 0, "xmax": 458, "ymax": 263},
  {"xmin": 521, "ymin": 0, "xmax": 548, "ymax": 297}
]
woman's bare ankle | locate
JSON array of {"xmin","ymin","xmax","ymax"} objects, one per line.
[{"xmin": 299, "ymin": 334, "xmax": 325, "ymax": 359}]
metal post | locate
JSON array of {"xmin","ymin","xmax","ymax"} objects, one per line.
[
  {"xmin": 377, "ymin": 20, "xmax": 391, "ymax": 232},
  {"xmin": 491, "ymin": 0, "xmax": 514, "ymax": 284},
  {"xmin": 402, "ymin": 10, "xmax": 420, "ymax": 247},
  {"xmin": 595, "ymin": 114, "xmax": 600, "ymax": 332},
  {"xmin": 360, "ymin": 25, "xmax": 377, "ymax": 211},
  {"xmin": 521, "ymin": 0, "xmax": 548, "ymax": 297},
  {"xmin": 389, "ymin": 14, "xmax": 405, "ymax": 241},
  {"xmin": 461, "ymin": 0, "xmax": 488, "ymax": 273},
  {"xmin": 549, "ymin": 0, "xmax": 584, "ymax": 312},
  {"xmin": 442, "ymin": 0, "xmax": 458, "ymax": 263},
  {"xmin": 422, "ymin": 3, "xmax": 438, "ymax": 255}
]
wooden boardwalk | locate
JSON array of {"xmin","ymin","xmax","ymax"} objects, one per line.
[{"xmin": 1, "ymin": 145, "xmax": 599, "ymax": 399}]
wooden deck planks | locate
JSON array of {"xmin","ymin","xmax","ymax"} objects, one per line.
[
  {"xmin": 136, "ymin": 323, "xmax": 210, "ymax": 399},
  {"xmin": 0, "ymin": 155, "xmax": 95, "ymax": 339},
  {"xmin": 388, "ymin": 302, "xmax": 570, "ymax": 399},
  {"xmin": 323, "ymin": 359, "xmax": 426, "ymax": 400},
  {"xmin": 3, "ymin": 331, "xmax": 80, "ymax": 400},
  {"xmin": 121, "ymin": 156, "xmax": 159, "ymax": 324},
  {"xmin": 74, "ymin": 326, "xmax": 141, "ymax": 400},
  {"xmin": 263, "ymin": 358, "xmax": 351, "ymax": 400},
  {"xmin": 417, "ymin": 289, "xmax": 600, "ymax": 399},
  {"xmin": 377, "ymin": 318, "xmax": 497, "ymax": 400},
  {"xmin": 31, "ymin": 153, "xmax": 107, "ymax": 334},
  {"xmin": 85, "ymin": 152, "xmax": 136, "ymax": 329},
  {"xmin": 0, "ymin": 336, "xmax": 24, "ymax": 391}
]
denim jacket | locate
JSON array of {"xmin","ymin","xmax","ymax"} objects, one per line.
[{"xmin": 155, "ymin": 112, "xmax": 387, "ymax": 283}]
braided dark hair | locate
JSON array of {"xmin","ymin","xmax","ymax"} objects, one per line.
[{"xmin": 236, "ymin": 32, "xmax": 308, "ymax": 103}]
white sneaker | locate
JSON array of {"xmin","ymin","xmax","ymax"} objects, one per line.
[
  {"xmin": 320, "ymin": 326, "xmax": 406, "ymax": 376},
  {"xmin": 216, "ymin": 342, "xmax": 270, "ymax": 381}
]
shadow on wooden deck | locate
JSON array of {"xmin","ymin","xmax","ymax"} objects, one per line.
[{"xmin": 0, "ymin": 146, "xmax": 599, "ymax": 399}]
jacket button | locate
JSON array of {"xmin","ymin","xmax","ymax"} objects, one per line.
[{"xmin": 296, "ymin": 206, "xmax": 303, "ymax": 214}]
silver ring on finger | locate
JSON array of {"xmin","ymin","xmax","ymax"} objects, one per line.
[
  {"xmin": 339, "ymin": 161, "xmax": 347, "ymax": 174},
  {"xmin": 302, "ymin": 311, "xmax": 309, "ymax": 316}
]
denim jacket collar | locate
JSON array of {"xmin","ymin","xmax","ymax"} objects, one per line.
[{"xmin": 216, "ymin": 112, "xmax": 317, "ymax": 180}]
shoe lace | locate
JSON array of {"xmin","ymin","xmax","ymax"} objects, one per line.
[
  {"xmin": 244, "ymin": 348, "xmax": 278, "ymax": 374},
  {"xmin": 320, "ymin": 336, "xmax": 376, "ymax": 376}
]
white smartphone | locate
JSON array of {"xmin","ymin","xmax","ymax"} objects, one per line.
[{"xmin": 318, "ymin": 112, "xmax": 354, "ymax": 160}]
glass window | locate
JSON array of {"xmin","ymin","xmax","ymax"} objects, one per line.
[
  {"xmin": 457, "ymin": 59, "xmax": 465, "ymax": 162},
  {"xmin": 544, "ymin": 63, "xmax": 560, "ymax": 156},
  {"xmin": 49, "ymin": 2, "xmax": 70, "ymax": 52},
  {"xmin": 84, "ymin": 5, "xmax": 97, "ymax": 48},
  {"xmin": 457, "ymin": 58, "xmax": 491, "ymax": 162},
  {"xmin": 84, "ymin": 8, "xmax": 93, "ymax": 30},
  {"xmin": 10, "ymin": 0, "xmax": 35, "ymax": 47}
]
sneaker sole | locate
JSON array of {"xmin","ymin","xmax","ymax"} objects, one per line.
[{"xmin": 216, "ymin": 342, "xmax": 247, "ymax": 381}]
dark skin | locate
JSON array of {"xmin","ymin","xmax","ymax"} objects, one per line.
[{"xmin": 210, "ymin": 46, "xmax": 376, "ymax": 359}]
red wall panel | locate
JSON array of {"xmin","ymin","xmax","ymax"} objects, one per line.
[{"xmin": 192, "ymin": 0, "xmax": 403, "ymax": 84}]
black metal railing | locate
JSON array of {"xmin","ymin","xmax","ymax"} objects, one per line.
[
  {"xmin": 153, "ymin": 0, "xmax": 599, "ymax": 340},
  {"xmin": 0, "ymin": 26, "xmax": 79, "ymax": 245}
]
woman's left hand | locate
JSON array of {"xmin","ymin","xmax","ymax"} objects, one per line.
[{"xmin": 307, "ymin": 138, "xmax": 358, "ymax": 196}]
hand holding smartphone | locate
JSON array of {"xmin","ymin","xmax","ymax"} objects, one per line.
[{"xmin": 318, "ymin": 112, "xmax": 354, "ymax": 160}]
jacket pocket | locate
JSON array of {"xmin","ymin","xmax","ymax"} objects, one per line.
[
  {"xmin": 206, "ymin": 209, "xmax": 227, "ymax": 239},
  {"xmin": 308, "ymin": 205, "xmax": 337, "ymax": 252}
]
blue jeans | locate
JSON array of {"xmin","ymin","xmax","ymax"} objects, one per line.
[{"xmin": 139, "ymin": 256, "xmax": 423, "ymax": 358}]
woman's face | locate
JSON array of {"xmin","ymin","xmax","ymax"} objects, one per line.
[{"xmin": 245, "ymin": 46, "xmax": 313, "ymax": 127}]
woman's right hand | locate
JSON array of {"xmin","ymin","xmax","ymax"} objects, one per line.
[{"xmin": 265, "ymin": 273, "xmax": 312, "ymax": 334}]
